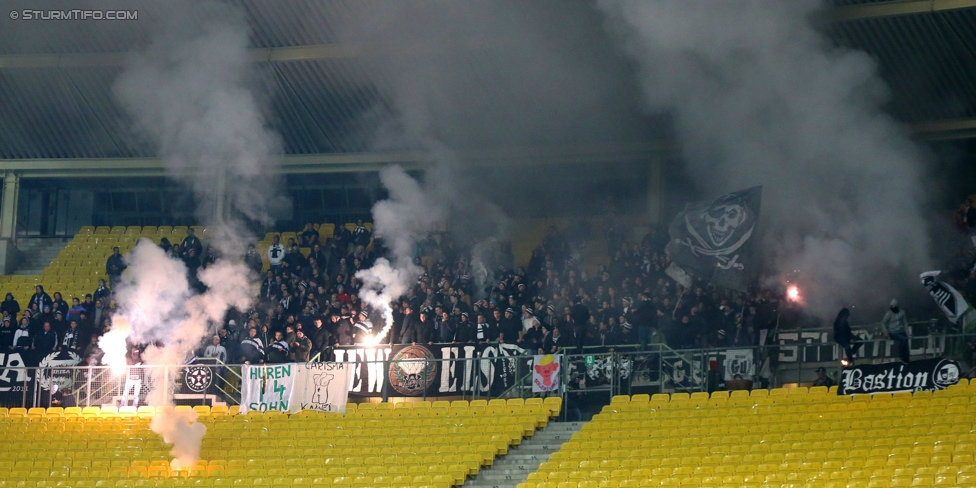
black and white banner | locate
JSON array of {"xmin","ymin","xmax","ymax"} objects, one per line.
[
  {"xmin": 921, "ymin": 270, "xmax": 976, "ymax": 337},
  {"xmin": 334, "ymin": 343, "xmax": 528, "ymax": 397},
  {"xmin": 0, "ymin": 350, "xmax": 83, "ymax": 407},
  {"xmin": 665, "ymin": 186, "xmax": 762, "ymax": 291},
  {"xmin": 838, "ymin": 357, "xmax": 961, "ymax": 395},
  {"xmin": 723, "ymin": 349, "xmax": 756, "ymax": 380}
]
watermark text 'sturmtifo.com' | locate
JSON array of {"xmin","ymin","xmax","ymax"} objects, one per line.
[{"xmin": 9, "ymin": 10, "xmax": 138, "ymax": 21}]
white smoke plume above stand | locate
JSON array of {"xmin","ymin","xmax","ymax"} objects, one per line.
[
  {"xmin": 356, "ymin": 166, "xmax": 447, "ymax": 343},
  {"xmin": 599, "ymin": 0, "xmax": 933, "ymax": 317},
  {"xmin": 108, "ymin": 0, "xmax": 280, "ymax": 469},
  {"xmin": 113, "ymin": 0, "xmax": 286, "ymax": 253}
]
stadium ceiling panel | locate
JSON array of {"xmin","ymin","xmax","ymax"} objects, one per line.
[{"xmin": 0, "ymin": 0, "xmax": 973, "ymax": 165}]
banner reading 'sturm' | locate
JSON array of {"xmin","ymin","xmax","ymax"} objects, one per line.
[{"xmin": 666, "ymin": 186, "xmax": 762, "ymax": 291}]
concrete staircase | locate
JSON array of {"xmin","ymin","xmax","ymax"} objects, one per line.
[
  {"xmin": 9, "ymin": 238, "xmax": 68, "ymax": 275},
  {"xmin": 465, "ymin": 421, "xmax": 583, "ymax": 488}
]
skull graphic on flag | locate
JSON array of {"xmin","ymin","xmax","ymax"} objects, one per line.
[{"xmin": 666, "ymin": 186, "xmax": 762, "ymax": 291}]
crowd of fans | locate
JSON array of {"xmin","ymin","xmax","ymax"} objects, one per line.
[
  {"xmin": 0, "ymin": 216, "xmax": 803, "ymax": 368},
  {"xmin": 224, "ymin": 220, "xmax": 800, "ymax": 366},
  {"xmin": 11, "ymin": 196, "xmax": 976, "ymax": 370}
]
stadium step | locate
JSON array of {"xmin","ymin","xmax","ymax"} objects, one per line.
[
  {"xmin": 10, "ymin": 238, "xmax": 69, "ymax": 275},
  {"xmin": 464, "ymin": 421, "xmax": 583, "ymax": 488}
]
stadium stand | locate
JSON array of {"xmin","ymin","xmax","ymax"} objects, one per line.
[
  {"xmin": 2, "ymin": 225, "xmax": 210, "ymax": 303},
  {"xmin": 256, "ymin": 222, "xmax": 372, "ymax": 273},
  {"xmin": 0, "ymin": 397, "xmax": 558, "ymax": 488},
  {"xmin": 523, "ymin": 384, "xmax": 976, "ymax": 488},
  {"xmin": 0, "ymin": 222, "xmax": 373, "ymax": 303}
]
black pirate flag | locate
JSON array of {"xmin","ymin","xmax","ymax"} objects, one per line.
[{"xmin": 666, "ymin": 186, "xmax": 762, "ymax": 291}]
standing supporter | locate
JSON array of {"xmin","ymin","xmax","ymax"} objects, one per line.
[
  {"xmin": 13, "ymin": 317, "xmax": 31, "ymax": 351},
  {"xmin": 239, "ymin": 327, "xmax": 265, "ymax": 365},
  {"xmin": 436, "ymin": 311, "xmax": 457, "ymax": 343},
  {"xmin": 51, "ymin": 292, "xmax": 69, "ymax": 318},
  {"xmin": 833, "ymin": 308, "xmax": 862, "ymax": 365},
  {"xmin": 352, "ymin": 220, "xmax": 371, "ymax": 248},
  {"xmin": 66, "ymin": 298, "xmax": 86, "ymax": 323},
  {"xmin": 290, "ymin": 330, "xmax": 313, "ymax": 362},
  {"xmin": 0, "ymin": 317, "xmax": 14, "ymax": 350},
  {"xmin": 34, "ymin": 322, "xmax": 58, "ymax": 354},
  {"xmin": 181, "ymin": 228, "xmax": 203, "ymax": 258},
  {"xmin": 308, "ymin": 317, "xmax": 332, "ymax": 359},
  {"xmin": 60, "ymin": 320, "xmax": 82, "ymax": 353},
  {"xmin": 244, "ymin": 244, "xmax": 263, "ymax": 275},
  {"xmin": 267, "ymin": 331, "xmax": 290, "ymax": 363},
  {"xmin": 882, "ymin": 299, "xmax": 910, "ymax": 363},
  {"xmin": 267, "ymin": 235, "xmax": 285, "ymax": 273},
  {"xmin": 300, "ymin": 223, "xmax": 320, "ymax": 248},
  {"xmin": 203, "ymin": 336, "xmax": 227, "ymax": 363},
  {"xmin": 1, "ymin": 293, "xmax": 20, "ymax": 318},
  {"xmin": 30, "ymin": 285, "xmax": 53, "ymax": 313},
  {"xmin": 105, "ymin": 247, "xmax": 127, "ymax": 288},
  {"xmin": 812, "ymin": 367, "xmax": 835, "ymax": 387},
  {"xmin": 93, "ymin": 279, "xmax": 111, "ymax": 303}
]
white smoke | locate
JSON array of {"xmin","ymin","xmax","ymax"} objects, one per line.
[
  {"xmin": 599, "ymin": 0, "xmax": 932, "ymax": 316},
  {"xmin": 112, "ymin": 0, "xmax": 283, "ymax": 237},
  {"xmin": 356, "ymin": 166, "xmax": 447, "ymax": 342},
  {"xmin": 106, "ymin": 0, "xmax": 278, "ymax": 468},
  {"xmin": 98, "ymin": 240, "xmax": 255, "ymax": 467}
]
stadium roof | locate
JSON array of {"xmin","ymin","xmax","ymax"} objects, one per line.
[{"xmin": 0, "ymin": 0, "xmax": 973, "ymax": 163}]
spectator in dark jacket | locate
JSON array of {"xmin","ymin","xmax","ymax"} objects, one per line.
[
  {"xmin": 1, "ymin": 293, "xmax": 20, "ymax": 318},
  {"xmin": 290, "ymin": 330, "xmax": 312, "ymax": 362},
  {"xmin": 239, "ymin": 327, "xmax": 265, "ymax": 365},
  {"xmin": 105, "ymin": 247, "xmax": 127, "ymax": 288},
  {"xmin": 181, "ymin": 228, "xmax": 203, "ymax": 258},
  {"xmin": 399, "ymin": 304, "xmax": 425, "ymax": 344},
  {"xmin": 93, "ymin": 279, "xmax": 111, "ymax": 303},
  {"xmin": 30, "ymin": 286, "xmax": 53, "ymax": 314},
  {"xmin": 267, "ymin": 331, "xmax": 290, "ymax": 363},
  {"xmin": 34, "ymin": 322, "xmax": 58, "ymax": 354},
  {"xmin": 833, "ymin": 308, "xmax": 861, "ymax": 365},
  {"xmin": 307, "ymin": 318, "xmax": 331, "ymax": 358},
  {"xmin": 455, "ymin": 312, "xmax": 474, "ymax": 343},
  {"xmin": 0, "ymin": 317, "xmax": 15, "ymax": 350},
  {"xmin": 244, "ymin": 244, "xmax": 264, "ymax": 275},
  {"xmin": 436, "ymin": 311, "xmax": 456, "ymax": 343}
]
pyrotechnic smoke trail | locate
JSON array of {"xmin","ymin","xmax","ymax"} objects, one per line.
[
  {"xmin": 355, "ymin": 166, "xmax": 446, "ymax": 344},
  {"xmin": 102, "ymin": 0, "xmax": 278, "ymax": 469}
]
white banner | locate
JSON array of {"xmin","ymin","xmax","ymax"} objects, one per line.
[
  {"xmin": 291, "ymin": 362, "xmax": 354, "ymax": 414},
  {"xmin": 532, "ymin": 354, "xmax": 560, "ymax": 393},
  {"xmin": 240, "ymin": 362, "xmax": 353, "ymax": 414},
  {"xmin": 724, "ymin": 349, "xmax": 755, "ymax": 380},
  {"xmin": 241, "ymin": 364, "xmax": 297, "ymax": 413}
]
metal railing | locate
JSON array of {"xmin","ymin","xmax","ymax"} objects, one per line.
[{"xmin": 1, "ymin": 331, "xmax": 969, "ymax": 411}]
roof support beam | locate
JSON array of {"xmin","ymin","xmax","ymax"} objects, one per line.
[
  {"xmin": 831, "ymin": 0, "xmax": 976, "ymax": 22},
  {"xmin": 911, "ymin": 118, "xmax": 976, "ymax": 141},
  {"xmin": 0, "ymin": 144, "xmax": 668, "ymax": 178},
  {"xmin": 0, "ymin": 44, "xmax": 361, "ymax": 69}
]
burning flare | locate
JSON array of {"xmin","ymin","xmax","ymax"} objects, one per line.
[
  {"xmin": 787, "ymin": 285, "xmax": 800, "ymax": 302},
  {"xmin": 99, "ymin": 316, "xmax": 133, "ymax": 376}
]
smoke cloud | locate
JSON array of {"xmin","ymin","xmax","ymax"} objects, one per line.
[
  {"xmin": 355, "ymin": 165, "xmax": 447, "ymax": 341},
  {"xmin": 104, "ymin": 0, "xmax": 277, "ymax": 468},
  {"xmin": 113, "ymin": 0, "xmax": 285, "ymax": 253},
  {"xmin": 99, "ymin": 240, "xmax": 255, "ymax": 467},
  {"xmin": 598, "ymin": 0, "xmax": 932, "ymax": 316},
  {"xmin": 328, "ymin": 1, "xmax": 647, "ymax": 327}
]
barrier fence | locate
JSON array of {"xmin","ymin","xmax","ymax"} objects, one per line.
[{"xmin": 0, "ymin": 332, "xmax": 971, "ymax": 410}]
